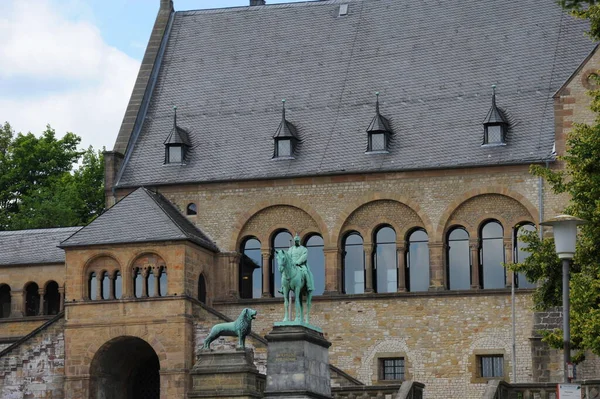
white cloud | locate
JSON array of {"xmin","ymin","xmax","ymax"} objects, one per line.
[{"xmin": 0, "ymin": 0, "xmax": 140, "ymax": 151}]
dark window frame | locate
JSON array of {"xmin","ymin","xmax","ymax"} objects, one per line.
[
  {"xmin": 477, "ymin": 354, "xmax": 504, "ymax": 378},
  {"xmin": 378, "ymin": 357, "xmax": 405, "ymax": 381}
]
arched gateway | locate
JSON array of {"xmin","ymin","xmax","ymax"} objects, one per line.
[{"xmin": 90, "ymin": 336, "xmax": 160, "ymax": 399}]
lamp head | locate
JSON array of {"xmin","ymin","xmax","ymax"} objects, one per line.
[{"xmin": 541, "ymin": 214, "xmax": 587, "ymax": 259}]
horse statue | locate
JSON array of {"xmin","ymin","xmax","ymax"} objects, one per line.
[{"xmin": 275, "ymin": 249, "xmax": 313, "ymax": 324}]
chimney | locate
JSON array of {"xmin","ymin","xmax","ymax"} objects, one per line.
[
  {"xmin": 160, "ymin": 0, "xmax": 173, "ymax": 10},
  {"xmin": 250, "ymin": 0, "xmax": 266, "ymax": 5}
]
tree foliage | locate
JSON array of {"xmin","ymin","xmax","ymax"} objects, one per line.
[
  {"xmin": 510, "ymin": 83, "xmax": 600, "ymax": 358},
  {"xmin": 0, "ymin": 123, "xmax": 104, "ymax": 230},
  {"xmin": 559, "ymin": 0, "xmax": 600, "ymax": 41}
]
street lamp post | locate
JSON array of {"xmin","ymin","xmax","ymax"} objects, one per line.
[{"xmin": 540, "ymin": 214, "xmax": 587, "ymax": 383}]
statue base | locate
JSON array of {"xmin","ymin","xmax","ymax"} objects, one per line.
[
  {"xmin": 273, "ymin": 320, "xmax": 323, "ymax": 333},
  {"xmin": 264, "ymin": 324, "xmax": 332, "ymax": 399},
  {"xmin": 188, "ymin": 348, "xmax": 265, "ymax": 398}
]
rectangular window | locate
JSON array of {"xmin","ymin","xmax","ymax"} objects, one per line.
[
  {"xmin": 369, "ymin": 133, "xmax": 386, "ymax": 151},
  {"xmin": 277, "ymin": 139, "xmax": 291, "ymax": 157},
  {"xmin": 380, "ymin": 358, "xmax": 404, "ymax": 381},
  {"xmin": 485, "ymin": 125, "xmax": 503, "ymax": 144},
  {"xmin": 168, "ymin": 146, "xmax": 182, "ymax": 163},
  {"xmin": 478, "ymin": 355, "xmax": 503, "ymax": 378}
]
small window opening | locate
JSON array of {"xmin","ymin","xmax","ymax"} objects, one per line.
[
  {"xmin": 0, "ymin": 285, "xmax": 11, "ymax": 318},
  {"xmin": 134, "ymin": 268, "xmax": 143, "ymax": 298},
  {"xmin": 148, "ymin": 269, "xmax": 156, "ymax": 297},
  {"xmin": 186, "ymin": 203, "xmax": 197, "ymax": 216},
  {"xmin": 114, "ymin": 271, "xmax": 123, "ymax": 299},
  {"xmin": 198, "ymin": 274, "xmax": 207, "ymax": 304},
  {"xmin": 159, "ymin": 267, "xmax": 168, "ymax": 296},
  {"xmin": 25, "ymin": 283, "xmax": 40, "ymax": 316},
  {"xmin": 89, "ymin": 272, "xmax": 98, "ymax": 300},
  {"xmin": 101, "ymin": 272, "xmax": 110, "ymax": 300},
  {"xmin": 478, "ymin": 355, "xmax": 504, "ymax": 378},
  {"xmin": 44, "ymin": 281, "xmax": 60, "ymax": 315},
  {"xmin": 379, "ymin": 358, "xmax": 405, "ymax": 381}
]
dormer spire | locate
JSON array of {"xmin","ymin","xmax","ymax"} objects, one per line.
[
  {"xmin": 366, "ymin": 91, "xmax": 393, "ymax": 152},
  {"xmin": 482, "ymin": 85, "xmax": 508, "ymax": 145},
  {"xmin": 273, "ymin": 99, "xmax": 299, "ymax": 158}
]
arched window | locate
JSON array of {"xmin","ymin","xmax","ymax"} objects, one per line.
[
  {"xmin": 240, "ymin": 238, "xmax": 262, "ymax": 299},
  {"xmin": 406, "ymin": 229, "xmax": 430, "ymax": 292},
  {"xmin": 305, "ymin": 234, "xmax": 325, "ymax": 296},
  {"xmin": 148, "ymin": 269, "xmax": 156, "ymax": 297},
  {"xmin": 480, "ymin": 221, "xmax": 505, "ymax": 289},
  {"xmin": 134, "ymin": 269, "xmax": 143, "ymax": 298},
  {"xmin": 159, "ymin": 267, "xmax": 167, "ymax": 296},
  {"xmin": 187, "ymin": 203, "xmax": 197, "ymax": 216},
  {"xmin": 343, "ymin": 232, "xmax": 365, "ymax": 294},
  {"xmin": 44, "ymin": 281, "xmax": 60, "ymax": 315},
  {"xmin": 101, "ymin": 272, "xmax": 110, "ymax": 300},
  {"xmin": 25, "ymin": 283, "xmax": 40, "ymax": 316},
  {"xmin": 114, "ymin": 271, "xmax": 122, "ymax": 299},
  {"xmin": 0, "ymin": 285, "xmax": 11, "ymax": 318},
  {"xmin": 89, "ymin": 272, "xmax": 98, "ymax": 300},
  {"xmin": 514, "ymin": 223, "xmax": 537, "ymax": 289},
  {"xmin": 447, "ymin": 227, "xmax": 471, "ymax": 290},
  {"xmin": 271, "ymin": 230, "xmax": 292, "ymax": 297},
  {"xmin": 198, "ymin": 274, "xmax": 207, "ymax": 304},
  {"xmin": 374, "ymin": 226, "xmax": 397, "ymax": 293}
]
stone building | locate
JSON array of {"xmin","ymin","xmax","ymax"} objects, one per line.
[{"xmin": 1, "ymin": 0, "xmax": 599, "ymax": 398}]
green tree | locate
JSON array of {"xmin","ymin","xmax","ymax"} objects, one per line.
[
  {"xmin": 510, "ymin": 83, "xmax": 600, "ymax": 358},
  {"xmin": 558, "ymin": 0, "xmax": 600, "ymax": 41},
  {"xmin": 0, "ymin": 123, "xmax": 104, "ymax": 230}
]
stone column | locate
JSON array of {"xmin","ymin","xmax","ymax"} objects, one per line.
[
  {"xmin": 364, "ymin": 243, "xmax": 374, "ymax": 293},
  {"xmin": 262, "ymin": 250, "xmax": 271, "ymax": 298},
  {"xmin": 323, "ymin": 247, "xmax": 341, "ymax": 294},
  {"xmin": 265, "ymin": 325, "xmax": 332, "ymax": 399},
  {"xmin": 228, "ymin": 252, "xmax": 241, "ymax": 298},
  {"xmin": 470, "ymin": 240, "xmax": 481, "ymax": 289},
  {"xmin": 9, "ymin": 289, "xmax": 23, "ymax": 318},
  {"xmin": 141, "ymin": 269, "xmax": 149, "ymax": 298},
  {"xmin": 189, "ymin": 349, "xmax": 266, "ymax": 399},
  {"xmin": 504, "ymin": 238, "xmax": 514, "ymax": 288},
  {"xmin": 428, "ymin": 242, "xmax": 445, "ymax": 291},
  {"xmin": 96, "ymin": 275, "xmax": 102, "ymax": 300},
  {"xmin": 38, "ymin": 288, "xmax": 45, "ymax": 316},
  {"xmin": 397, "ymin": 246, "xmax": 407, "ymax": 292},
  {"xmin": 153, "ymin": 268, "xmax": 160, "ymax": 297},
  {"xmin": 58, "ymin": 286, "xmax": 65, "ymax": 311}
]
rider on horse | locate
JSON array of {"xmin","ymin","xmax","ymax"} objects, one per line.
[{"xmin": 283, "ymin": 233, "xmax": 314, "ymax": 293}]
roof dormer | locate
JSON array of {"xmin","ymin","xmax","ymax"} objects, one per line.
[
  {"xmin": 366, "ymin": 92, "xmax": 393, "ymax": 153},
  {"xmin": 164, "ymin": 106, "xmax": 191, "ymax": 164},
  {"xmin": 482, "ymin": 85, "xmax": 508, "ymax": 146},
  {"xmin": 273, "ymin": 99, "xmax": 299, "ymax": 159}
]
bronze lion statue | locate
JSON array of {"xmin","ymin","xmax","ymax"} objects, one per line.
[{"xmin": 202, "ymin": 308, "xmax": 257, "ymax": 349}]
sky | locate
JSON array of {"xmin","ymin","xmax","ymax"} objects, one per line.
[{"xmin": 0, "ymin": 0, "xmax": 308, "ymax": 152}]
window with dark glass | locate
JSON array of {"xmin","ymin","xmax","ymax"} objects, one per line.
[
  {"xmin": 159, "ymin": 267, "xmax": 168, "ymax": 296},
  {"xmin": 134, "ymin": 268, "xmax": 143, "ymax": 298},
  {"xmin": 0, "ymin": 285, "xmax": 11, "ymax": 318},
  {"xmin": 478, "ymin": 355, "xmax": 504, "ymax": 378},
  {"xmin": 114, "ymin": 271, "xmax": 122, "ymax": 299},
  {"xmin": 44, "ymin": 281, "xmax": 60, "ymax": 315},
  {"xmin": 480, "ymin": 221, "xmax": 505, "ymax": 289},
  {"xmin": 240, "ymin": 237, "xmax": 262, "ymax": 299},
  {"xmin": 406, "ymin": 229, "xmax": 430, "ymax": 292},
  {"xmin": 272, "ymin": 230, "xmax": 292, "ymax": 297},
  {"xmin": 89, "ymin": 272, "xmax": 98, "ymax": 300},
  {"xmin": 25, "ymin": 283, "xmax": 40, "ymax": 316},
  {"xmin": 447, "ymin": 227, "xmax": 471, "ymax": 290},
  {"xmin": 305, "ymin": 234, "xmax": 325, "ymax": 296},
  {"xmin": 514, "ymin": 224, "xmax": 536, "ymax": 289},
  {"xmin": 380, "ymin": 358, "xmax": 405, "ymax": 381},
  {"xmin": 101, "ymin": 272, "xmax": 110, "ymax": 300},
  {"xmin": 343, "ymin": 232, "xmax": 365, "ymax": 294},
  {"xmin": 198, "ymin": 274, "xmax": 207, "ymax": 304},
  {"xmin": 187, "ymin": 203, "xmax": 197, "ymax": 216},
  {"xmin": 374, "ymin": 226, "xmax": 397, "ymax": 293}
]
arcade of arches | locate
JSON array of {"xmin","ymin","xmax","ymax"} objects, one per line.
[{"xmin": 237, "ymin": 195, "xmax": 538, "ymax": 299}]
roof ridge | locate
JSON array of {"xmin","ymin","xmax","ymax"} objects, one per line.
[
  {"xmin": 178, "ymin": 0, "xmax": 356, "ymax": 15},
  {"xmin": 0, "ymin": 227, "xmax": 82, "ymax": 236}
]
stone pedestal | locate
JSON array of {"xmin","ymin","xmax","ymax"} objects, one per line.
[
  {"xmin": 265, "ymin": 324, "xmax": 332, "ymax": 399},
  {"xmin": 188, "ymin": 348, "xmax": 265, "ymax": 399}
]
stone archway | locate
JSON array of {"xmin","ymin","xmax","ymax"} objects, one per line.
[{"xmin": 89, "ymin": 336, "xmax": 160, "ymax": 399}]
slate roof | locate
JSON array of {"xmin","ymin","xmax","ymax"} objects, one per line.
[
  {"xmin": 0, "ymin": 227, "xmax": 81, "ymax": 266},
  {"xmin": 60, "ymin": 188, "xmax": 219, "ymax": 251},
  {"xmin": 116, "ymin": 0, "xmax": 594, "ymax": 187}
]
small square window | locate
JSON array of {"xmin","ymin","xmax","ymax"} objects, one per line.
[
  {"xmin": 485, "ymin": 125, "xmax": 503, "ymax": 144},
  {"xmin": 379, "ymin": 357, "xmax": 404, "ymax": 381},
  {"xmin": 277, "ymin": 139, "xmax": 291, "ymax": 157},
  {"xmin": 478, "ymin": 355, "xmax": 503, "ymax": 378},
  {"xmin": 370, "ymin": 133, "xmax": 386, "ymax": 151},
  {"xmin": 168, "ymin": 146, "xmax": 183, "ymax": 163}
]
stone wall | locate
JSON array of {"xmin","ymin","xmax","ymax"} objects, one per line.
[
  {"xmin": 215, "ymin": 292, "xmax": 536, "ymax": 399},
  {"xmin": 0, "ymin": 315, "xmax": 65, "ymax": 399}
]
